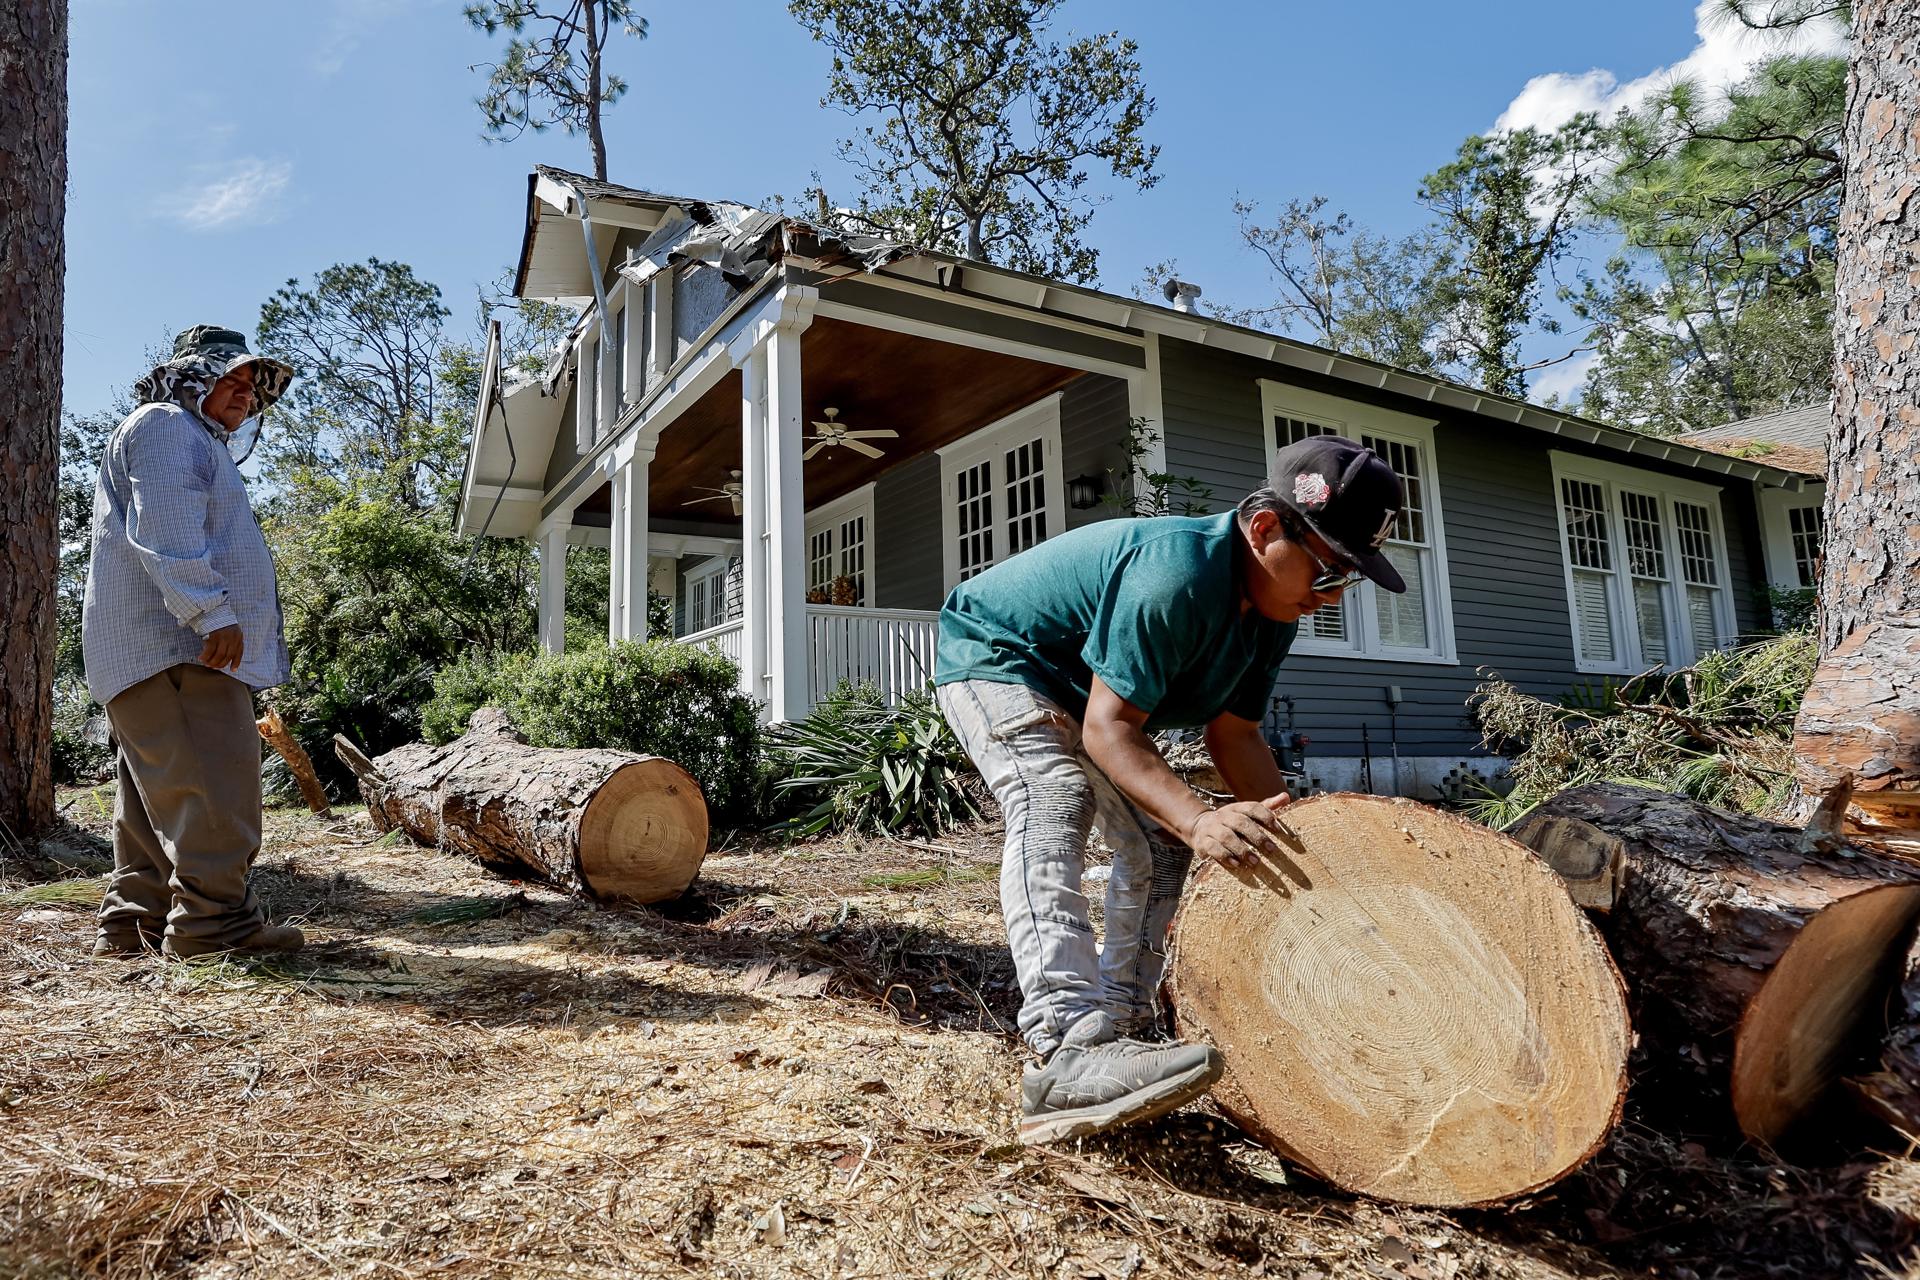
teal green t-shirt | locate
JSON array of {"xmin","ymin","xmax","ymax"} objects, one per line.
[{"xmin": 933, "ymin": 512, "xmax": 1297, "ymax": 731}]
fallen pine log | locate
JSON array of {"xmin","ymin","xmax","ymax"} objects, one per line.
[
  {"xmin": 334, "ymin": 708, "xmax": 708, "ymax": 903},
  {"xmin": 257, "ymin": 706, "xmax": 330, "ymax": 815},
  {"xmin": 1167, "ymin": 793, "xmax": 1630, "ymax": 1207},
  {"xmin": 1844, "ymin": 930, "xmax": 1920, "ymax": 1138},
  {"xmin": 1506, "ymin": 782, "xmax": 1920, "ymax": 1147}
]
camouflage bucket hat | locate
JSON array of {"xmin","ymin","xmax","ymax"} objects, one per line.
[{"xmin": 133, "ymin": 324, "xmax": 296, "ymax": 425}]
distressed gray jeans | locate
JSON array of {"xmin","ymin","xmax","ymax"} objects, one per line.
[{"xmin": 937, "ymin": 679, "xmax": 1194, "ymax": 1058}]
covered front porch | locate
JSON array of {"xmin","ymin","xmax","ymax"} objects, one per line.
[{"xmin": 515, "ymin": 277, "xmax": 1151, "ymax": 720}]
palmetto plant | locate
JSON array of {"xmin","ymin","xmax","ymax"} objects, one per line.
[{"xmin": 767, "ymin": 684, "xmax": 982, "ymax": 838}]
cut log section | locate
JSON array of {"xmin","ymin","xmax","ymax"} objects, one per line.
[
  {"xmin": 1507, "ymin": 783, "xmax": 1920, "ymax": 1146},
  {"xmin": 1167, "ymin": 793, "xmax": 1630, "ymax": 1207},
  {"xmin": 334, "ymin": 708, "xmax": 708, "ymax": 903},
  {"xmin": 1844, "ymin": 932, "xmax": 1920, "ymax": 1137}
]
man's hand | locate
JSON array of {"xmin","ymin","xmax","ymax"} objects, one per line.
[
  {"xmin": 1188, "ymin": 794, "xmax": 1293, "ymax": 868},
  {"xmin": 198, "ymin": 624, "xmax": 244, "ymax": 671}
]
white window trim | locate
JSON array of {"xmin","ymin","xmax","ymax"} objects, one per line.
[
  {"xmin": 1256, "ymin": 381, "xmax": 1458, "ymax": 666},
  {"xmin": 574, "ymin": 319, "xmax": 601, "ymax": 453},
  {"xmin": 938, "ymin": 393, "xmax": 1067, "ymax": 591},
  {"xmin": 805, "ymin": 482, "xmax": 878, "ymax": 605},
  {"xmin": 1549, "ymin": 451, "xmax": 1738, "ymax": 675},
  {"xmin": 1757, "ymin": 483, "xmax": 1826, "ymax": 590},
  {"xmin": 684, "ymin": 554, "xmax": 740, "ymax": 631}
]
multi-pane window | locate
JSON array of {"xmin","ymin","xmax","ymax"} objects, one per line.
[
  {"xmin": 804, "ymin": 489, "xmax": 875, "ymax": 607},
  {"xmin": 1004, "ymin": 440, "xmax": 1048, "ymax": 556},
  {"xmin": 941, "ymin": 397, "xmax": 1064, "ymax": 590},
  {"xmin": 1553, "ymin": 459, "xmax": 1732, "ymax": 673},
  {"xmin": 1620, "ymin": 491, "xmax": 1670, "ymax": 665},
  {"xmin": 1787, "ymin": 505, "xmax": 1822, "ymax": 586},
  {"xmin": 1559, "ymin": 479, "xmax": 1617, "ymax": 666},
  {"xmin": 685, "ymin": 557, "xmax": 743, "ymax": 633},
  {"xmin": 1268, "ymin": 400, "xmax": 1453, "ymax": 662},
  {"xmin": 956, "ymin": 459, "xmax": 995, "ymax": 581},
  {"xmin": 839, "ymin": 514, "xmax": 868, "ymax": 603}
]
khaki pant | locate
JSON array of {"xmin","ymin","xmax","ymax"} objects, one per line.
[{"xmin": 98, "ymin": 663, "xmax": 266, "ymax": 948}]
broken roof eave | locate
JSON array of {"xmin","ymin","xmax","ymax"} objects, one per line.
[{"xmin": 816, "ymin": 249, "xmax": 1816, "ymax": 494}]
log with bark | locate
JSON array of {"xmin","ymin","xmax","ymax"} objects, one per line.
[
  {"xmin": 1506, "ymin": 783, "xmax": 1920, "ymax": 1146},
  {"xmin": 334, "ymin": 709, "xmax": 708, "ymax": 903},
  {"xmin": 1167, "ymin": 793, "xmax": 1630, "ymax": 1207},
  {"xmin": 258, "ymin": 707, "xmax": 330, "ymax": 815}
]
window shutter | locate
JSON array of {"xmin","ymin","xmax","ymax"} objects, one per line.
[
  {"xmin": 1572, "ymin": 571, "xmax": 1615, "ymax": 664},
  {"xmin": 1375, "ymin": 543, "xmax": 1428, "ymax": 648}
]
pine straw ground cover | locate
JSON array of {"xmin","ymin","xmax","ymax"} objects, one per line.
[{"xmin": 1, "ymin": 790, "xmax": 1916, "ymax": 1280}]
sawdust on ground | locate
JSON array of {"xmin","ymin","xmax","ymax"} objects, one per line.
[{"xmin": 2, "ymin": 789, "xmax": 1916, "ymax": 1279}]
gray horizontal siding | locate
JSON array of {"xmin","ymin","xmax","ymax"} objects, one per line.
[
  {"xmin": 874, "ymin": 452, "xmax": 944, "ymax": 611},
  {"xmin": 1158, "ymin": 336, "xmax": 1645, "ymax": 758},
  {"xmin": 1060, "ymin": 374, "xmax": 1131, "ymax": 533}
]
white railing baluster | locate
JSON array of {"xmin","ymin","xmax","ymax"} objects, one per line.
[{"xmin": 798, "ymin": 605, "xmax": 941, "ymax": 711}]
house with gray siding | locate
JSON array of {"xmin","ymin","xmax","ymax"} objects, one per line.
[{"xmin": 454, "ymin": 167, "xmax": 1821, "ymax": 797}]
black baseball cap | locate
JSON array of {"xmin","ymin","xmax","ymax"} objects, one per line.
[{"xmin": 1265, "ymin": 434, "xmax": 1408, "ymax": 593}]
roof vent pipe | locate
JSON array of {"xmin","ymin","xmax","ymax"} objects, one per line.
[{"xmin": 1162, "ymin": 278, "xmax": 1204, "ymax": 315}]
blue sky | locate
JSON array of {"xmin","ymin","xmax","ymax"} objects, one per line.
[{"xmin": 63, "ymin": 1, "xmax": 1838, "ymax": 419}]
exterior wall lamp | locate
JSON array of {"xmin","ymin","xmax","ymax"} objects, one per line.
[{"xmin": 1068, "ymin": 473, "xmax": 1105, "ymax": 510}]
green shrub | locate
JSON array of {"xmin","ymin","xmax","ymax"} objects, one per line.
[
  {"xmin": 766, "ymin": 683, "xmax": 981, "ymax": 838},
  {"xmin": 421, "ymin": 640, "xmax": 763, "ymax": 820}
]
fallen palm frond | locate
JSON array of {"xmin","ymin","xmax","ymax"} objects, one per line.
[
  {"xmin": 1468, "ymin": 630, "xmax": 1817, "ymax": 827},
  {"xmin": 0, "ymin": 877, "xmax": 107, "ymax": 909}
]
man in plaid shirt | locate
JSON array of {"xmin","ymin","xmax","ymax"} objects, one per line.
[{"xmin": 82, "ymin": 326, "xmax": 305, "ymax": 960}]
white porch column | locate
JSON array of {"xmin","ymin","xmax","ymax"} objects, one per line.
[
  {"xmin": 1124, "ymin": 332, "xmax": 1167, "ymax": 512},
  {"xmin": 763, "ymin": 323, "xmax": 810, "ymax": 722},
  {"xmin": 739, "ymin": 347, "xmax": 771, "ymax": 706},
  {"xmin": 537, "ymin": 519, "xmax": 569, "ymax": 654},
  {"xmin": 605, "ymin": 463, "xmax": 627, "ymax": 645},
  {"xmin": 620, "ymin": 444, "xmax": 654, "ymax": 639}
]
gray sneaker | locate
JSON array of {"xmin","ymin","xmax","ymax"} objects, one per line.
[{"xmin": 1019, "ymin": 1011, "xmax": 1223, "ymax": 1146}]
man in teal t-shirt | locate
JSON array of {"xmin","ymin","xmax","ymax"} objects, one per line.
[{"xmin": 934, "ymin": 433, "xmax": 1408, "ymax": 1145}]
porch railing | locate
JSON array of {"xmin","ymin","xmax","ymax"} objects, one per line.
[
  {"xmin": 682, "ymin": 619, "xmax": 744, "ymax": 667},
  {"xmin": 805, "ymin": 605, "xmax": 940, "ymax": 708}
]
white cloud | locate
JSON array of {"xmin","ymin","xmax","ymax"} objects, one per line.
[
  {"xmin": 162, "ymin": 158, "xmax": 293, "ymax": 231},
  {"xmin": 312, "ymin": 0, "xmax": 420, "ymax": 76},
  {"xmin": 1529, "ymin": 350, "xmax": 1600, "ymax": 408},
  {"xmin": 1495, "ymin": 1, "xmax": 1847, "ymax": 135}
]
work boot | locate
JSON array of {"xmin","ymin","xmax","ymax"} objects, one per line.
[
  {"xmin": 1018, "ymin": 1010, "xmax": 1223, "ymax": 1146},
  {"xmin": 163, "ymin": 923, "xmax": 305, "ymax": 961},
  {"xmin": 91, "ymin": 930, "xmax": 159, "ymax": 958}
]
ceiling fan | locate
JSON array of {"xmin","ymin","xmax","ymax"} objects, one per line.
[
  {"xmin": 683, "ymin": 469, "xmax": 743, "ymax": 517},
  {"xmin": 804, "ymin": 407, "xmax": 898, "ymax": 462}
]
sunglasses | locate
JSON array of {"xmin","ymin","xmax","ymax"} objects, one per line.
[{"xmin": 1286, "ymin": 521, "xmax": 1364, "ymax": 594}]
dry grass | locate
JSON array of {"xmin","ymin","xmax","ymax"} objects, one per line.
[{"xmin": 0, "ymin": 792, "xmax": 1913, "ymax": 1278}]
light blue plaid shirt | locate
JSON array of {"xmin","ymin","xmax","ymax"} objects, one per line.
[{"xmin": 82, "ymin": 403, "xmax": 290, "ymax": 705}]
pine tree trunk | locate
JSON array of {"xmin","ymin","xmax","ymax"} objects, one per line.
[
  {"xmin": 585, "ymin": 0, "xmax": 608, "ymax": 180},
  {"xmin": 0, "ymin": 0, "xmax": 67, "ymax": 839},
  {"xmin": 1794, "ymin": 0, "xmax": 1920, "ymax": 833}
]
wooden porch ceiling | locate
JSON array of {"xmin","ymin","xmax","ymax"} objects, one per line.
[{"xmin": 645, "ymin": 314, "xmax": 1083, "ymax": 524}]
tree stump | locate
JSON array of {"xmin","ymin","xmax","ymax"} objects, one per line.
[
  {"xmin": 335, "ymin": 708, "xmax": 708, "ymax": 903},
  {"xmin": 1507, "ymin": 783, "xmax": 1920, "ymax": 1146},
  {"xmin": 1167, "ymin": 793, "xmax": 1630, "ymax": 1207}
]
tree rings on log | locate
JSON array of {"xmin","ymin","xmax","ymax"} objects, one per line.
[
  {"xmin": 577, "ymin": 756, "xmax": 710, "ymax": 902},
  {"xmin": 1167, "ymin": 794, "xmax": 1629, "ymax": 1207}
]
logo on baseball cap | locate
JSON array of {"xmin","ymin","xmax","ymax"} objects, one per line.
[{"xmin": 1266, "ymin": 434, "xmax": 1408, "ymax": 593}]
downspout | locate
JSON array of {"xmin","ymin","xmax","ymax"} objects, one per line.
[{"xmin": 568, "ymin": 181, "xmax": 613, "ymax": 323}]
